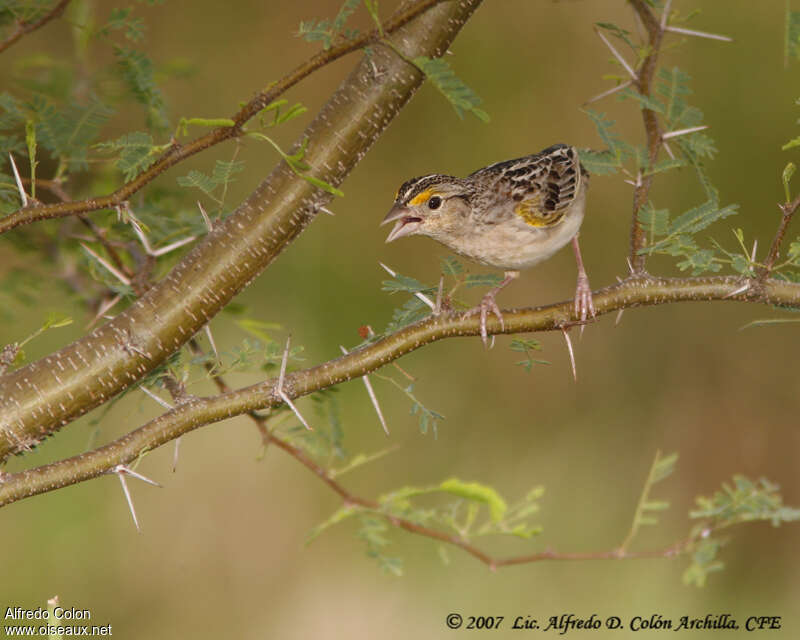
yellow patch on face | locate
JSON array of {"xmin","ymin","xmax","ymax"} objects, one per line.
[
  {"xmin": 514, "ymin": 199, "xmax": 564, "ymax": 228},
  {"xmin": 408, "ymin": 189, "xmax": 433, "ymax": 206}
]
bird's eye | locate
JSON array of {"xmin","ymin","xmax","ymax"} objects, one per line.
[{"xmin": 428, "ymin": 196, "xmax": 442, "ymax": 210}]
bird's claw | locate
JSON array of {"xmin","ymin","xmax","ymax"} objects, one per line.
[
  {"xmin": 574, "ymin": 273, "xmax": 595, "ymax": 324},
  {"xmin": 465, "ymin": 293, "xmax": 504, "ymax": 348},
  {"xmin": 479, "ymin": 293, "xmax": 504, "ymax": 348}
]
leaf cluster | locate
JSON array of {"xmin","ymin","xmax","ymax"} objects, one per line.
[{"xmin": 684, "ymin": 476, "xmax": 800, "ymax": 586}]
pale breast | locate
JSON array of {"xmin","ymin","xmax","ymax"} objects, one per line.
[{"xmin": 441, "ymin": 188, "xmax": 586, "ymax": 271}]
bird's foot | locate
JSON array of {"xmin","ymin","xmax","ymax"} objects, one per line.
[
  {"xmin": 463, "ymin": 291, "xmax": 504, "ymax": 349},
  {"xmin": 574, "ymin": 271, "xmax": 595, "ymax": 324}
]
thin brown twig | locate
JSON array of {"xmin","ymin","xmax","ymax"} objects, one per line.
[
  {"xmin": 0, "ymin": 0, "xmax": 72, "ymax": 55},
  {"xmin": 187, "ymin": 337, "xmax": 270, "ymax": 443},
  {"xmin": 265, "ymin": 423, "xmax": 698, "ymax": 569},
  {"xmin": 0, "ymin": 0, "xmax": 447, "ymax": 234},
  {"xmin": 757, "ymin": 191, "xmax": 800, "ymax": 283},
  {"xmin": 23, "ymin": 177, "xmax": 133, "ymax": 281},
  {"xmin": 628, "ymin": 0, "xmax": 666, "ymax": 274}
]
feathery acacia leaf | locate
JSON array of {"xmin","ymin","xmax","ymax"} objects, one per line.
[
  {"xmin": 412, "ymin": 56, "xmax": 489, "ymax": 122},
  {"xmin": 95, "ymin": 131, "xmax": 159, "ymax": 181}
]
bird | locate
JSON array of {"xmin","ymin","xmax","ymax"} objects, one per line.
[{"xmin": 381, "ymin": 143, "xmax": 594, "ymax": 346}]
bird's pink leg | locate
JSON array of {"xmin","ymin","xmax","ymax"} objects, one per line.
[
  {"xmin": 571, "ymin": 234, "xmax": 595, "ymax": 323},
  {"xmin": 469, "ymin": 270, "xmax": 519, "ymax": 348}
]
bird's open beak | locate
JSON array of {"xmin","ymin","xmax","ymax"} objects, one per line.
[{"xmin": 381, "ymin": 205, "xmax": 423, "ymax": 243}]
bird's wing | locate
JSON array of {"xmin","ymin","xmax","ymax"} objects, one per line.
[{"xmin": 474, "ymin": 144, "xmax": 584, "ymax": 228}]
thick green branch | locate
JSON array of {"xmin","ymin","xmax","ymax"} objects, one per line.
[
  {"xmin": 1, "ymin": 274, "xmax": 799, "ymax": 507},
  {"xmin": 0, "ymin": 0, "xmax": 484, "ymax": 460}
]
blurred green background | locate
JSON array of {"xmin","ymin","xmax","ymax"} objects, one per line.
[{"xmin": 1, "ymin": 0, "xmax": 799, "ymax": 637}]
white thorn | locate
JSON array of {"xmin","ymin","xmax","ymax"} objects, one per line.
[
  {"xmin": 116, "ymin": 471, "xmax": 140, "ymax": 532},
  {"xmin": 660, "ymin": 0, "xmax": 673, "ymax": 28},
  {"xmin": 131, "ymin": 216, "xmax": 194, "ymax": 257},
  {"xmin": 129, "ymin": 217, "xmax": 152, "ymax": 253},
  {"xmin": 140, "ymin": 385, "xmax": 173, "ymax": 410},
  {"xmin": 278, "ymin": 335, "xmax": 290, "ymax": 391},
  {"xmin": 434, "ymin": 276, "xmax": 444, "ymax": 316},
  {"xmin": 277, "ymin": 336, "xmax": 312, "ymax": 430},
  {"xmin": 86, "ymin": 294, "xmax": 122, "ymax": 329},
  {"xmin": 750, "ymin": 239, "xmax": 758, "ymax": 263},
  {"xmin": 173, "ymin": 437, "xmax": 181, "ymax": 472},
  {"xmin": 319, "ymin": 206, "xmax": 335, "ymax": 216},
  {"xmin": 378, "ymin": 262, "xmax": 436, "ymax": 311},
  {"xmin": 279, "ymin": 389, "xmax": 312, "ymax": 430},
  {"xmin": 624, "ymin": 179, "xmax": 637, "ymax": 187},
  {"xmin": 561, "ymin": 328, "xmax": 577, "ymax": 382},
  {"xmin": 584, "ymin": 80, "xmax": 632, "ymax": 105},
  {"xmin": 80, "ymin": 242, "xmax": 131, "ymax": 286},
  {"xmin": 204, "ymin": 324, "xmax": 219, "ymax": 362},
  {"xmin": 111, "ymin": 464, "xmax": 162, "ymax": 532},
  {"xmin": 114, "ymin": 464, "xmax": 162, "ymax": 488},
  {"xmin": 662, "ymin": 125, "xmax": 709, "ymax": 140},
  {"xmin": 8, "ymin": 153, "xmax": 28, "ymax": 206},
  {"xmin": 626, "ymin": 257, "xmax": 635, "ymax": 275},
  {"xmin": 662, "ymin": 141, "xmax": 675, "ymax": 159},
  {"xmin": 595, "ymin": 27, "xmax": 638, "ymax": 81},
  {"xmin": 152, "ymin": 235, "xmax": 196, "ymax": 257},
  {"xmin": 724, "ymin": 282, "xmax": 751, "ymax": 299},
  {"xmin": 615, "ymin": 308, "xmax": 625, "ymax": 326},
  {"xmin": 197, "ymin": 201, "xmax": 213, "ymax": 232},
  {"xmin": 341, "ymin": 346, "xmax": 389, "ymax": 436},
  {"xmin": 664, "ymin": 25, "xmax": 733, "ymax": 42}
]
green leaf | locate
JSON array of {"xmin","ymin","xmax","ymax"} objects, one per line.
[
  {"xmin": 638, "ymin": 203, "xmax": 670, "ymax": 244},
  {"xmin": 656, "ymin": 67, "xmax": 693, "ymax": 127},
  {"xmin": 595, "ymin": 21, "xmax": 636, "ymax": 49},
  {"xmin": 439, "ymin": 478, "xmax": 507, "ymax": 523},
  {"xmin": 783, "ymin": 162, "xmax": 796, "ymax": 202},
  {"xmin": 577, "ymin": 148, "xmax": 621, "ymax": 175},
  {"xmin": 412, "ymin": 56, "xmax": 489, "ymax": 122},
  {"xmin": 651, "ymin": 451, "xmax": 678, "ymax": 483},
  {"xmin": 644, "ymin": 156, "xmax": 687, "ymax": 176},
  {"xmin": 440, "ymin": 256, "xmax": 464, "ymax": 275},
  {"xmin": 618, "ymin": 86, "xmax": 665, "ymax": 113},
  {"xmin": 176, "ymin": 117, "xmax": 235, "ymax": 137},
  {"xmin": 306, "ymin": 505, "xmax": 358, "ymax": 544},
  {"xmin": 301, "ymin": 173, "xmax": 344, "ymax": 197},
  {"xmin": 580, "ymin": 109, "xmax": 632, "ymax": 159},
  {"xmin": 668, "ymin": 201, "xmax": 739, "ymax": 237},
  {"xmin": 103, "ymin": 7, "xmax": 146, "ymax": 41},
  {"xmin": 298, "ymin": 0, "xmax": 361, "ymax": 49},
  {"xmin": 94, "ymin": 131, "xmax": 159, "ymax": 181},
  {"xmin": 464, "ymin": 273, "xmax": 504, "ymax": 288},
  {"xmin": 784, "ymin": 135, "xmax": 800, "ymax": 150},
  {"xmin": 176, "ymin": 169, "xmax": 217, "ymax": 195},
  {"xmin": 113, "ymin": 45, "xmax": 169, "ymax": 130},
  {"xmin": 381, "ymin": 273, "xmax": 430, "ymax": 294}
]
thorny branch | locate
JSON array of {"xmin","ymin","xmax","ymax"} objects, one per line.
[
  {"xmin": 0, "ymin": 0, "xmax": 448, "ymax": 234},
  {"xmin": 757, "ymin": 191, "xmax": 800, "ymax": 283},
  {"xmin": 1, "ymin": 272, "xmax": 799, "ymax": 507},
  {"xmin": 628, "ymin": 0, "xmax": 667, "ymax": 273},
  {"xmin": 0, "ymin": 0, "xmax": 72, "ymax": 55},
  {"xmin": 267, "ymin": 425, "xmax": 702, "ymax": 569}
]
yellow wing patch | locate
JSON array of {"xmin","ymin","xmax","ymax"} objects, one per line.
[
  {"xmin": 408, "ymin": 189, "xmax": 433, "ymax": 206},
  {"xmin": 514, "ymin": 198, "xmax": 564, "ymax": 228}
]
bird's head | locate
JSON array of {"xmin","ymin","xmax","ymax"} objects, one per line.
[{"xmin": 382, "ymin": 174, "xmax": 472, "ymax": 243}]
